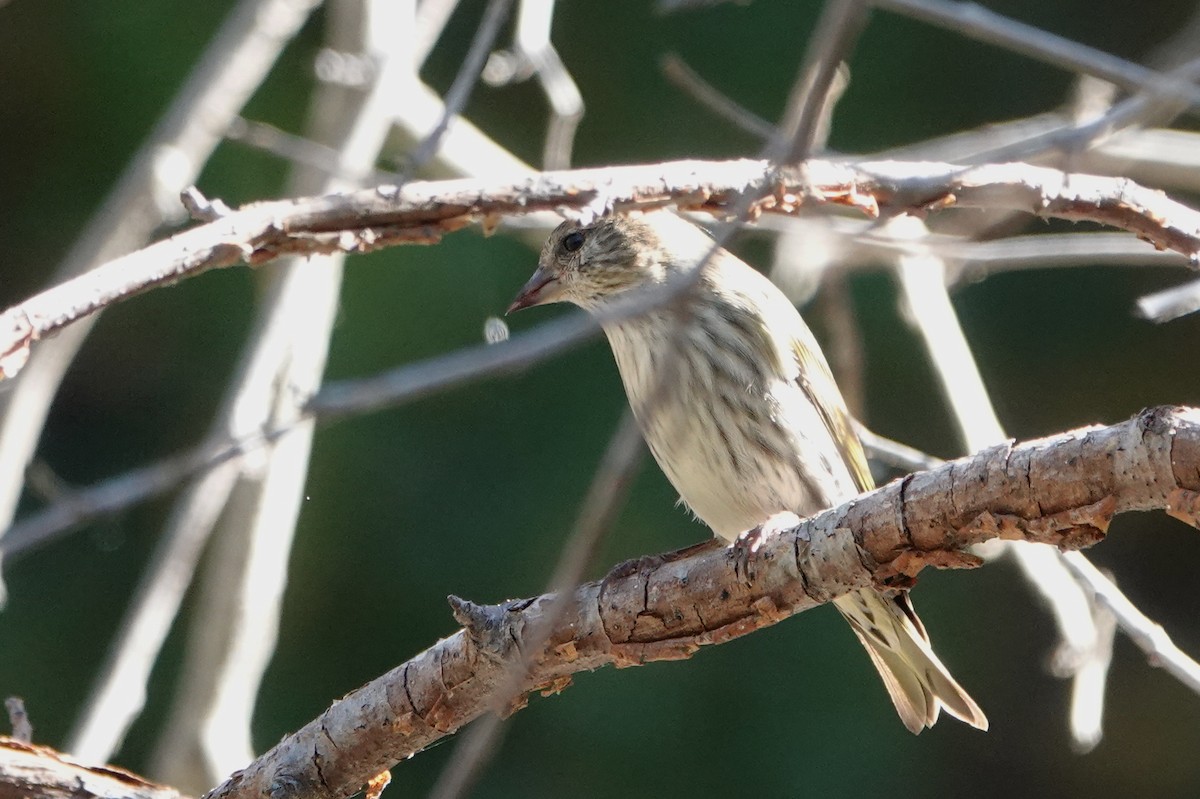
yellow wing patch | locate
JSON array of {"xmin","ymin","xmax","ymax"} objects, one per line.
[{"xmin": 792, "ymin": 338, "xmax": 875, "ymax": 493}]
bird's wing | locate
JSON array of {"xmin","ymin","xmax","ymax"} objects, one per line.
[{"xmin": 791, "ymin": 335, "xmax": 875, "ymax": 494}]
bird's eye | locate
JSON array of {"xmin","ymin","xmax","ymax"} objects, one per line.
[{"xmin": 561, "ymin": 230, "xmax": 585, "ymax": 253}]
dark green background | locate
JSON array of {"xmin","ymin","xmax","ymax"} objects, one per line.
[{"xmin": 2, "ymin": 1, "xmax": 1200, "ymax": 797}]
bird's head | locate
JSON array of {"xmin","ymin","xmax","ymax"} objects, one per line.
[{"xmin": 508, "ymin": 213, "xmax": 707, "ymax": 314}]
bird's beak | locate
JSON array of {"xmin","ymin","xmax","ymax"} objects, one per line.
[{"xmin": 506, "ymin": 266, "xmax": 562, "ymax": 314}]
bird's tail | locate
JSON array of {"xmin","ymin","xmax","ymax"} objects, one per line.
[{"xmin": 834, "ymin": 588, "xmax": 988, "ymax": 734}]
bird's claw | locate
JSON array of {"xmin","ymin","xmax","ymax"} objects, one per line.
[{"xmin": 732, "ymin": 511, "xmax": 802, "ymax": 584}]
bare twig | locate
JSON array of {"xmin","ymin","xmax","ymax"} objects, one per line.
[
  {"xmin": 1065, "ymin": 585, "xmax": 1116, "ymax": 753},
  {"xmin": 778, "ymin": 0, "xmax": 868, "ymax": 163},
  {"xmin": 483, "ymin": 0, "xmax": 583, "ymax": 168},
  {"xmin": 3, "ymin": 699, "xmax": 31, "ymax": 744},
  {"xmin": 143, "ymin": 1, "xmax": 418, "ymax": 788},
  {"xmin": 768, "ymin": 219, "xmax": 1187, "ymax": 285},
  {"xmin": 65, "ymin": 0, "xmax": 420, "ymax": 776},
  {"xmin": 1138, "ymin": 277, "xmax": 1200, "ymax": 322},
  {"xmin": 854, "ymin": 425, "xmax": 944, "ymax": 472},
  {"xmin": 947, "ymin": 231, "xmax": 1187, "ymax": 282},
  {"xmin": 389, "ymin": 78, "xmax": 540, "ymax": 186},
  {"xmin": 428, "ymin": 411, "xmax": 645, "ymax": 799},
  {"xmin": 0, "ymin": 0, "xmax": 320, "ymax": 606},
  {"xmin": 660, "ymin": 53, "xmax": 775, "ymax": 139},
  {"xmin": 872, "ymin": 0, "xmax": 1200, "ymax": 109},
  {"xmin": 951, "ymin": 57, "xmax": 1200, "ymax": 168},
  {"xmin": 63, "ymin": 451, "xmax": 242, "ymax": 766},
  {"xmin": 0, "ymin": 430, "xmax": 274, "ymax": 562},
  {"xmin": 226, "ymin": 117, "xmax": 400, "ymax": 185},
  {"xmin": 890, "ymin": 217, "xmax": 1006, "ymax": 446},
  {"xmin": 813, "ymin": 270, "xmax": 867, "ymax": 416},
  {"xmin": 1093, "ymin": 128, "xmax": 1200, "ymax": 194},
  {"xmin": 400, "ymin": 0, "xmax": 514, "ymax": 178},
  {"xmin": 1060, "ymin": 550, "xmax": 1200, "ymax": 694},
  {"xmin": 3, "ymin": 157, "xmax": 1199, "ymax": 381},
  {"xmin": 0, "ymin": 300, "xmax": 631, "ymax": 561}
]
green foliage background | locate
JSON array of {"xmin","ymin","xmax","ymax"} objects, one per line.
[{"xmin": 2, "ymin": 1, "xmax": 1200, "ymax": 797}]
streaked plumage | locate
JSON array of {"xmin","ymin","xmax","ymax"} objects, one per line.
[{"xmin": 509, "ymin": 211, "xmax": 986, "ymax": 734}]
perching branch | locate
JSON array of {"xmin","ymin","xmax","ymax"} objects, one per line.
[
  {"xmin": 888, "ymin": 213, "xmax": 1114, "ymax": 750},
  {"xmin": 201, "ymin": 406, "xmax": 1200, "ymax": 799},
  {"xmin": 2, "ymin": 157, "xmax": 1199, "ymax": 381}
]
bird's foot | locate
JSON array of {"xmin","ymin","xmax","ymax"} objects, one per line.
[{"xmin": 732, "ymin": 511, "xmax": 802, "ymax": 584}]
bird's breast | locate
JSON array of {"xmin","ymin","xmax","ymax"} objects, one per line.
[{"xmin": 603, "ymin": 314, "xmax": 846, "ymax": 540}]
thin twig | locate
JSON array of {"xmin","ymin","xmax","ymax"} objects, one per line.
[
  {"xmin": 956, "ymin": 57, "xmax": 1200, "ymax": 167},
  {"xmin": 947, "ymin": 231, "xmax": 1187, "ymax": 282},
  {"xmin": 765, "ymin": 214, "xmax": 1189, "ymax": 281},
  {"xmin": 1065, "ymin": 589, "xmax": 1116, "ymax": 753},
  {"xmin": 872, "ymin": 0, "xmax": 1200, "ymax": 109},
  {"xmin": 814, "ymin": 269, "xmax": 867, "ymax": 416},
  {"xmin": 428, "ymin": 411, "xmax": 645, "ymax": 799},
  {"xmin": 0, "ymin": 288, "xmax": 680, "ymax": 560},
  {"xmin": 483, "ymin": 0, "xmax": 583, "ymax": 168},
  {"xmin": 4, "ymin": 698, "xmax": 32, "ymax": 744},
  {"xmin": 400, "ymin": 0, "xmax": 514, "ymax": 178},
  {"xmin": 1137, "ymin": 277, "xmax": 1200, "ymax": 322},
  {"xmin": 63, "ymin": 450, "xmax": 245, "ymax": 767},
  {"xmin": 225, "ymin": 117, "xmax": 401, "ymax": 185},
  {"xmin": 778, "ymin": 0, "xmax": 868, "ymax": 163},
  {"xmin": 660, "ymin": 53, "xmax": 775, "ymax": 139},
  {"xmin": 145, "ymin": 2, "xmax": 420, "ymax": 787},
  {"xmin": 65, "ymin": 0, "xmax": 416, "ymax": 774},
  {"xmin": 854, "ymin": 425, "xmax": 944, "ymax": 472},
  {"xmin": 388, "ymin": 78, "xmax": 539, "ymax": 183},
  {"xmin": 0, "ymin": 0, "xmax": 320, "ymax": 607},
  {"xmin": 1060, "ymin": 550, "xmax": 1200, "ymax": 694},
  {"xmin": 1093, "ymin": 128, "xmax": 1200, "ymax": 194}
]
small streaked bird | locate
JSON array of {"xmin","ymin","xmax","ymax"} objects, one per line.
[{"xmin": 508, "ymin": 211, "xmax": 986, "ymax": 734}]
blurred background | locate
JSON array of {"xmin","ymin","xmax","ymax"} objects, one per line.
[{"xmin": 2, "ymin": 1, "xmax": 1200, "ymax": 797}]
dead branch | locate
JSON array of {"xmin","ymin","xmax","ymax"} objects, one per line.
[
  {"xmin": 0, "ymin": 738, "xmax": 183, "ymax": 799},
  {"xmin": 1, "ymin": 158, "xmax": 1198, "ymax": 381},
  {"xmin": 199, "ymin": 406, "xmax": 1200, "ymax": 799}
]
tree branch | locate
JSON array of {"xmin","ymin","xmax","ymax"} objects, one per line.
[
  {"xmin": 0, "ymin": 0, "xmax": 321, "ymax": 606},
  {"xmin": 200, "ymin": 406, "xmax": 1200, "ymax": 799},
  {"xmin": 0, "ymin": 738, "xmax": 183, "ymax": 799},
  {"xmin": 2, "ymin": 157, "xmax": 1199, "ymax": 381}
]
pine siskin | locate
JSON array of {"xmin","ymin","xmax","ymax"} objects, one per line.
[{"xmin": 508, "ymin": 211, "xmax": 987, "ymax": 734}]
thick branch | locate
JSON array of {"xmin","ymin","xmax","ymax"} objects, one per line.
[
  {"xmin": 203, "ymin": 406, "xmax": 1200, "ymax": 799},
  {"xmin": 0, "ymin": 738, "xmax": 183, "ymax": 799},
  {"xmin": 3, "ymin": 158, "xmax": 1199, "ymax": 379}
]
